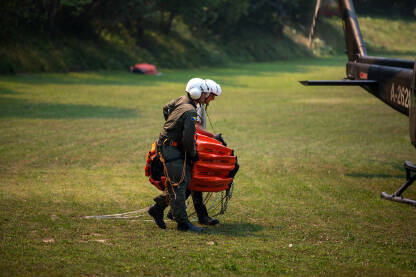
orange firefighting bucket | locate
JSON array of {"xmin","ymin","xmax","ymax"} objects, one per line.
[{"xmin": 145, "ymin": 132, "xmax": 237, "ymax": 192}]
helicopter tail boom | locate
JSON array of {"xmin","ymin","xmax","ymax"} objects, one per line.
[
  {"xmin": 358, "ymin": 56, "xmax": 414, "ymax": 69},
  {"xmin": 300, "ymin": 80, "xmax": 377, "ymax": 86}
]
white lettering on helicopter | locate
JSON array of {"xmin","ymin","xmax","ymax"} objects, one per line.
[{"xmin": 390, "ymin": 82, "xmax": 409, "ymax": 109}]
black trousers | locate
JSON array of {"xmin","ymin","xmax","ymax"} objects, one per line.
[
  {"xmin": 153, "ymin": 145, "xmax": 192, "ymax": 224},
  {"xmin": 187, "ymin": 190, "xmax": 209, "ymax": 221},
  {"xmin": 153, "ymin": 189, "xmax": 209, "ymax": 221}
]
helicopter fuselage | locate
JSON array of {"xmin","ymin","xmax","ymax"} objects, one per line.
[{"xmin": 347, "ymin": 56, "xmax": 414, "ymax": 116}]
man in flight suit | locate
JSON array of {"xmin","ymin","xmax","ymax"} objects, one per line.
[
  {"xmin": 161, "ymin": 79, "xmax": 223, "ymax": 227},
  {"xmin": 148, "ymin": 78, "xmax": 208, "ymax": 232},
  {"xmin": 186, "ymin": 79, "xmax": 223, "ymax": 225},
  {"xmin": 164, "ymin": 79, "xmax": 223, "ymax": 226}
]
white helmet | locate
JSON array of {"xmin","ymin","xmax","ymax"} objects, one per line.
[
  {"xmin": 205, "ymin": 79, "xmax": 222, "ymax": 96},
  {"xmin": 186, "ymin": 78, "xmax": 209, "ymax": 100}
]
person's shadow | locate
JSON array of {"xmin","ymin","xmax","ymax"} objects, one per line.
[
  {"xmin": 0, "ymin": 96, "xmax": 138, "ymax": 119},
  {"xmin": 203, "ymin": 222, "xmax": 264, "ymax": 237}
]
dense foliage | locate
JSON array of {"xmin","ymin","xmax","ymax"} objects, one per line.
[
  {"xmin": 0, "ymin": 0, "xmax": 413, "ymax": 73},
  {"xmin": 353, "ymin": 0, "xmax": 416, "ymax": 18},
  {"xmin": 1, "ymin": 0, "xmax": 413, "ymax": 41}
]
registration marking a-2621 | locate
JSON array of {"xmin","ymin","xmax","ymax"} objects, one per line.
[{"xmin": 390, "ymin": 82, "xmax": 410, "ymax": 109}]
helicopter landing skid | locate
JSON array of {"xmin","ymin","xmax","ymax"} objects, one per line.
[{"xmin": 381, "ymin": 161, "xmax": 416, "ymax": 206}]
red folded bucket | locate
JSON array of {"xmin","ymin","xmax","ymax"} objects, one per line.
[{"xmin": 146, "ymin": 131, "xmax": 237, "ymax": 192}]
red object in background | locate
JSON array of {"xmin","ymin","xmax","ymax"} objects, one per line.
[{"xmin": 130, "ymin": 63, "xmax": 158, "ymax": 75}]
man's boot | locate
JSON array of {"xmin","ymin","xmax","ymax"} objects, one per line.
[
  {"xmin": 199, "ymin": 216, "xmax": 219, "ymax": 226},
  {"xmin": 148, "ymin": 205, "xmax": 166, "ymax": 229},
  {"xmin": 177, "ymin": 220, "xmax": 203, "ymax": 232},
  {"xmin": 194, "ymin": 200, "xmax": 219, "ymax": 225}
]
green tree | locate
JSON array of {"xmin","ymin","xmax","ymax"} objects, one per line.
[{"xmin": 352, "ymin": 0, "xmax": 416, "ymax": 18}]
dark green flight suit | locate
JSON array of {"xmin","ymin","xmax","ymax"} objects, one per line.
[{"xmin": 153, "ymin": 94, "xmax": 198, "ymax": 225}]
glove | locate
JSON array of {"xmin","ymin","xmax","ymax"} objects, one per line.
[{"xmin": 214, "ymin": 133, "xmax": 227, "ymax": 146}]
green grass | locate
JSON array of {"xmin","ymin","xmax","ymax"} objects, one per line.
[{"xmin": 1, "ymin": 56, "xmax": 416, "ymax": 276}]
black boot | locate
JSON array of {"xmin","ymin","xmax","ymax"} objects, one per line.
[
  {"xmin": 199, "ymin": 216, "xmax": 219, "ymax": 226},
  {"xmin": 177, "ymin": 220, "xmax": 203, "ymax": 232},
  {"xmin": 148, "ymin": 205, "xmax": 166, "ymax": 229}
]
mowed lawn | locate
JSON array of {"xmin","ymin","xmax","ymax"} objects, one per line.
[{"xmin": 1, "ymin": 57, "xmax": 415, "ymax": 276}]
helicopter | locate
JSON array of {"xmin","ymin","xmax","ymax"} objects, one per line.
[{"xmin": 300, "ymin": 0, "xmax": 416, "ymax": 206}]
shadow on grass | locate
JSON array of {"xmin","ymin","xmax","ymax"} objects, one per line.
[
  {"xmin": 0, "ymin": 96, "xmax": 138, "ymax": 119},
  {"xmin": 0, "ymin": 87, "xmax": 20, "ymax": 95},
  {"xmin": 0, "ymin": 56, "xmax": 347, "ymax": 89},
  {"xmin": 345, "ymin": 173, "xmax": 404, "ymax": 179},
  {"xmin": 204, "ymin": 222, "xmax": 264, "ymax": 237},
  {"xmin": 346, "ymin": 160, "xmax": 410, "ymax": 179},
  {"xmin": 2, "ymin": 73, "xmax": 168, "ymax": 87}
]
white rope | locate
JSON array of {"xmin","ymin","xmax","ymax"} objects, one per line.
[
  {"xmin": 84, "ymin": 207, "xmax": 150, "ymax": 219},
  {"xmin": 207, "ymin": 191, "xmax": 221, "ymax": 211},
  {"xmin": 84, "ymin": 183, "xmax": 234, "ymax": 220}
]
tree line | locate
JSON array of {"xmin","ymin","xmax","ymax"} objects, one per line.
[
  {"xmin": 1, "ymin": 0, "xmax": 414, "ymax": 42},
  {"xmin": 0, "ymin": 0, "xmax": 415, "ymax": 38}
]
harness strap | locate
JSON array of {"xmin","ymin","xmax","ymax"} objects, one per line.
[{"xmin": 159, "ymin": 151, "xmax": 187, "ymax": 200}]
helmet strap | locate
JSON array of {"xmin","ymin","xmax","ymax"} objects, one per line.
[{"xmin": 205, "ymin": 107, "xmax": 216, "ymax": 134}]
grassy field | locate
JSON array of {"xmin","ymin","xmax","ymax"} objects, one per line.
[{"xmin": 1, "ymin": 56, "xmax": 416, "ymax": 276}]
